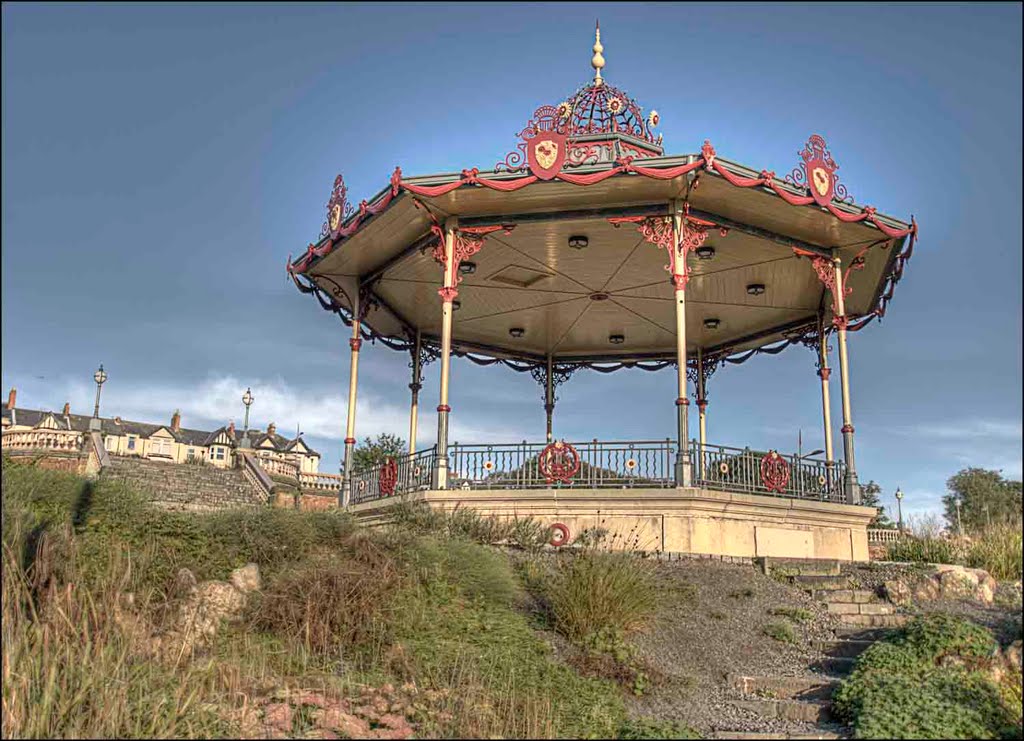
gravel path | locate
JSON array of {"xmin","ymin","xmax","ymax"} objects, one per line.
[{"xmin": 623, "ymin": 558, "xmax": 842, "ymax": 735}]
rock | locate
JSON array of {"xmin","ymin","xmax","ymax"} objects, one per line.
[
  {"xmin": 156, "ymin": 576, "xmax": 249, "ymax": 659},
  {"xmin": 321, "ymin": 707, "xmax": 370, "ymax": 738},
  {"xmin": 883, "ymin": 579, "xmax": 912, "ymax": 606},
  {"xmin": 378, "ymin": 713, "xmax": 409, "ymax": 730},
  {"xmin": 911, "ymin": 577, "xmax": 941, "ymax": 602},
  {"xmin": 263, "ymin": 702, "xmax": 293, "ymax": 732},
  {"xmin": 231, "ymin": 563, "xmax": 262, "ymax": 594},
  {"xmin": 1006, "ymin": 641, "xmax": 1022, "ymax": 672},
  {"xmin": 291, "ymin": 690, "xmax": 326, "ymax": 708},
  {"xmin": 174, "ymin": 567, "xmax": 198, "ymax": 595}
]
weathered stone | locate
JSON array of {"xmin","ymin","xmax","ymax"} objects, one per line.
[
  {"xmin": 231, "ymin": 563, "xmax": 262, "ymax": 594},
  {"xmin": 1006, "ymin": 641, "xmax": 1023, "ymax": 672},
  {"xmin": 883, "ymin": 579, "xmax": 912, "ymax": 606},
  {"xmin": 174, "ymin": 567, "xmax": 198, "ymax": 596},
  {"xmin": 320, "ymin": 706, "xmax": 370, "ymax": 737}
]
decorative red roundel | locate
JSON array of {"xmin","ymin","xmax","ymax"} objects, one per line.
[
  {"xmin": 549, "ymin": 522, "xmax": 570, "ymax": 547},
  {"xmin": 538, "ymin": 440, "xmax": 581, "ymax": 484},
  {"xmin": 379, "ymin": 457, "xmax": 398, "ymax": 496},
  {"xmin": 527, "ymin": 130, "xmax": 568, "ymax": 180},
  {"xmin": 759, "ymin": 450, "xmax": 791, "ymax": 493}
]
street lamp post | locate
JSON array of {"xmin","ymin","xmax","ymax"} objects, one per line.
[
  {"xmin": 240, "ymin": 387, "xmax": 254, "ymax": 448},
  {"xmin": 895, "ymin": 487, "xmax": 904, "ymax": 532},
  {"xmin": 89, "ymin": 364, "xmax": 108, "ymax": 431}
]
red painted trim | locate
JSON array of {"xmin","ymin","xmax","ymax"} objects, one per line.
[
  {"xmin": 437, "ymin": 404, "xmax": 451, "ymax": 413},
  {"xmin": 818, "ymin": 367, "xmax": 831, "ymax": 381},
  {"xmin": 344, "ymin": 437, "xmax": 356, "ymax": 445},
  {"xmin": 676, "ymin": 397, "xmax": 689, "ymax": 406},
  {"xmin": 349, "ymin": 338, "xmax": 363, "ymax": 351},
  {"xmin": 841, "ymin": 424, "xmax": 855, "ymax": 434}
]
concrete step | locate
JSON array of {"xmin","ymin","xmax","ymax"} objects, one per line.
[
  {"xmin": 838, "ymin": 614, "xmax": 908, "ymax": 629},
  {"xmin": 791, "ymin": 575, "xmax": 852, "ymax": 591},
  {"xmin": 813, "ymin": 589, "xmax": 877, "ymax": 604},
  {"xmin": 761, "ymin": 557, "xmax": 841, "ymax": 577},
  {"xmin": 833, "ymin": 626, "xmax": 900, "ymax": 641},
  {"xmin": 813, "ymin": 639, "xmax": 874, "ymax": 658},
  {"xmin": 730, "ymin": 675, "xmax": 838, "ymax": 701},
  {"xmin": 826, "ymin": 602, "xmax": 895, "ymax": 616},
  {"xmin": 809, "ymin": 656, "xmax": 856, "ymax": 676},
  {"xmin": 730, "ymin": 698, "xmax": 832, "ymax": 724}
]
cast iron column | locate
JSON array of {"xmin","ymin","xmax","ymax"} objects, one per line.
[
  {"xmin": 433, "ymin": 217, "xmax": 457, "ymax": 489},
  {"xmin": 696, "ymin": 347, "xmax": 707, "ymax": 480},
  {"xmin": 831, "ymin": 252, "xmax": 861, "ymax": 504},
  {"xmin": 544, "ymin": 354, "xmax": 555, "ymax": 442},
  {"xmin": 408, "ymin": 328, "xmax": 422, "ymax": 455},
  {"xmin": 816, "ymin": 312, "xmax": 836, "ymax": 487},
  {"xmin": 340, "ymin": 290, "xmax": 362, "ymax": 507},
  {"xmin": 672, "ymin": 202, "xmax": 692, "ymax": 486}
]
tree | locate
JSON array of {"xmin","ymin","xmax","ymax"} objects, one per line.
[
  {"xmin": 352, "ymin": 433, "xmax": 406, "ymax": 471},
  {"xmin": 861, "ymin": 480, "xmax": 896, "ymax": 529},
  {"xmin": 942, "ymin": 468, "xmax": 1023, "ymax": 533}
]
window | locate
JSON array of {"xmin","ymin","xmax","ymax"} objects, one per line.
[
  {"xmin": 187, "ymin": 447, "xmax": 195, "ymax": 457},
  {"xmin": 211, "ymin": 446, "xmax": 225, "ymax": 461},
  {"xmin": 105, "ymin": 436, "xmax": 118, "ymax": 451},
  {"xmin": 127, "ymin": 436, "xmax": 136, "ymax": 451},
  {"xmin": 149, "ymin": 438, "xmax": 173, "ymax": 457}
]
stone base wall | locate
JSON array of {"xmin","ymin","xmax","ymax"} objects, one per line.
[
  {"xmin": 103, "ymin": 456, "xmax": 266, "ymax": 512},
  {"xmin": 350, "ymin": 487, "xmax": 876, "ymax": 562},
  {"xmin": 3, "ymin": 450, "xmax": 88, "ymax": 474}
]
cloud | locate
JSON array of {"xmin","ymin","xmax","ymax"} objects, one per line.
[{"xmin": 892, "ymin": 418, "xmax": 1023, "ymax": 441}]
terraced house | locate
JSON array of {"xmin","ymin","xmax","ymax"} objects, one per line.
[{"xmin": 0, "ymin": 388, "xmax": 322, "ymax": 474}]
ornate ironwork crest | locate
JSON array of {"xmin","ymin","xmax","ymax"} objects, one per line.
[
  {"xmin": 538, "ymin": 440, "xmax": 581, "ymax": 485},
  {"xmin": 322, "ymin": 174, "xmax": 355, "ymax": 239},
  {"xmin": 759, "ymin": 450, "xmax": 791, "ymax": 493},
  {"xmin": 379, "ymin": 457, "xmax": 398, "ymax": 496},
  {"xmin": 785, "ymin": 135, "xmax": 853, "ymax": 206}
]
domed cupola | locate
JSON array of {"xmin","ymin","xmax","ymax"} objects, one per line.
[{"xmin": 496, "ymin": 24, "xmax": 663, "ymax": 173}]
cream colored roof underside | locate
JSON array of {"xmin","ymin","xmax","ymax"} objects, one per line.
[{"xmin": 306, "ymin": 159, "xmax": 908, "ymax": 360}]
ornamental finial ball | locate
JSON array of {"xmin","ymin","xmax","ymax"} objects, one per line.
[{"xmin": 591, "ymin": 20, "xmax": 605, "ymax": 85}]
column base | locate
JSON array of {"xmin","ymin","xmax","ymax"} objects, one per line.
[
  {"xmin": 674, "ymin": 454, "xmax": 692, "ymax": 488},
  {"xmin": 432, "ymin": 456, "xmax": 449, "ymax": 490},
  {"xmin": 844, "ymin": 471, "xmax": 861, "ymax": 505}
]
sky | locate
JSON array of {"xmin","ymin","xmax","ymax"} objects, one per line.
[{"xmin": 3, "ymin": 3, "xmax": 1021, "ymax": 522}]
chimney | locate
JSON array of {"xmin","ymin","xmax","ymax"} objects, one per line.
[
  {"xmin": 63, "ymin": 402, "xmax": 70, "ymax": 417},
  {"xmin": 267, "ymin": 421, "xmax": 276, "ymax": 436},
  {"xmin": 7, "ymin": 388, "xmax": 15, "ymax": 410},
  {"xmin": 170, "ymin": 409, "xmax": 181, "ymax": 432},
  {"xmin": 228, "ymin": 420, "xmax": 236, "ymax": 437}
]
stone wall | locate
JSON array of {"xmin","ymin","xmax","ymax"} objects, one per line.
[
  {"xmin": 3, "ymin": 449, "xmax": 88, "ymax": 474},
  {"xmin": 103, "ymin": 456, "xmax": 267, "ymax": 512}
]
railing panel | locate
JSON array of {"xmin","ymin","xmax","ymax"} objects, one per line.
[
  {"xmin": 448, "ymin": 439, "xmax": 676, "ymax": 490},
  {"xmin": 351, "ymin": 447, "xmax": 437, "ymax": 505},
  {"xmin": 690, "ymin": 441, "xmax": 846, "ymax": 503}
]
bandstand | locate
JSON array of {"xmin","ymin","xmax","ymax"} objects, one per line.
[{"xmin": 287, "ymin": 26, "xmax": 918, "ymax": 561}]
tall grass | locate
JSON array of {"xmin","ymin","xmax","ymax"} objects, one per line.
[{"xmin": 886, "ymin": 523, "xmax": 1023, "ymax": 581}]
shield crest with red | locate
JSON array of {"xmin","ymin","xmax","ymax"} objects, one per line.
[
  {"xmin": 804, "ymin": 156, "xmax": 835, "ymax": 207},
  {"xmin": 527, "ymin": 131, "xmax": 567, "ymax": 180}
]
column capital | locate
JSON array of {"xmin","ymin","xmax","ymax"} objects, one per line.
[{"xmin": 349, "ymin": 337, "xmax": 363, "ymax": 351}]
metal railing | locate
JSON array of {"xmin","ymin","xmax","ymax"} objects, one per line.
[
  {"xmin": 690, "ymin": 441, "xmax": 846, "ymax": 503},
  {"xmin": 449, "ymin": 439, "xmax": 676, "ymax": 490},
  {"xmin": 239, "ymin": 452, "xmax": 275, "ymax": 504},
  {"xmin": 351, "ymin": 447, "xmax": 437, "ymax": 505}
]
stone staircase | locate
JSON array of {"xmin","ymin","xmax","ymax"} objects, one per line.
[
  {"xmin": 103, "ymin": 456, "xmax": 268, "ymax": 512},
  {"xmin": 715, "ymin": 560, "xmax": 906, "ymax": 740}
]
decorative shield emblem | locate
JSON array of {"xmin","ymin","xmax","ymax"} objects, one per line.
[
  {"xmin": 538, "ymin": 440, "xmax": 581, "ymax": 485},
  {"xmin": 797, "ymin": 134, "xmax": 837, "ymax": 207},
  {"xmin": 759, "ymin": 450, "xmax": 791, "ymax": 494},
  {"xmin": 379, "ymin": 457, "xmax": 398, "ymax": 496},
  {"xmin": 527, "ymin": 131, "xmax": 568, "ymax": 180}
]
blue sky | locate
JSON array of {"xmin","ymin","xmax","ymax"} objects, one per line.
[{"xmin": 3, "ymin": 3, "xmax": 1021, "ymax": 521}]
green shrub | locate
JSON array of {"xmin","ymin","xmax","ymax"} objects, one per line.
[
  {"xmin": 389, "ymin": 501, "xmax": 546, "ymax": 549},
  {"xmin": 543, "ymin": 549, "xmax": 658, "ymax": 643},
  {"xmin": 966, "ymin": 524, "xmax": 1023, "ymax": 581},
  {"xmin": 618, "ymin": 716, "xmax": 701, "ymax": 739},
  {"xmin": 762, "ymin": 621, "xmax": 797, "ymax": 644},
  {"xmin": 833, "ymin": 613, "xmax": 1019, "ymax": 739},
  {"xmin": 769, "ymin": 607, "xmax": 813, "ymax": 623},
  {"xmin": 886, "ymin": 535, "xmax": 966, "ymax": 566}
]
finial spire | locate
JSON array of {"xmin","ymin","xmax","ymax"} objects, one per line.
[{"xmin": 591, "ymin": 20, "xmax": 605, "ymax": 86}]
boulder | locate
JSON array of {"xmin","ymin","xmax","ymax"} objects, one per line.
[
  {"xmin": 231, "ymin": 562, "xmax": 262, "ymax": 594},
  {"xmin": 884, "ymin": 579, "xmax": 913, "ymax": 606},
  {"xmin": 1006, "ymin": 640, "xmax": 1023, "ymax": 673}
]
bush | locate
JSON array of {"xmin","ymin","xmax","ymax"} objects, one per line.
[
  {"xmin": 618, "ymin": 716, "xmax": 701, "ymax": 739},
  {"xmin": 885, "ymin": 525, "xmax": 1023, "ymax": 582},
  {"xmin": 833, "ymin": 613, "xmax": 1019, "ymax": 739},
  {"xmin": 543, "ymin": 549, "xmax": 658, "ymax": 643},
  {"xmin": 389, "ymin": 501, "xmax": 546, "ymax": 549},
  {"xmin": 763, "ymin": 621, "xmax": 797, "ymax": 644},
  {"xmin": 769, "ymin": 607, "xmax": 813, "ymax": 623}
]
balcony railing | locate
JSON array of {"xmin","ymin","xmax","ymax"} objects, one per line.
[
  {"xmin": 690, "ymin": 441, "xmax": 847, "ymax": 503},
  {"xmin": 449, "ymin": 439, "xmax": 676, "ymax": 490},
  {"xmin": 299, "ymin": 471, "xmax": 343, "ymax": 492},
  {"xmin": 346, "ymin": 439, "xmax": 847, "ymax": 505},
  {"xmin": 351, "ymin": 447, "xmax": 437, "ymax": 505},
  {"xmin": 1, "ymin": 428, "xmax": 84, "ymax": 452}
]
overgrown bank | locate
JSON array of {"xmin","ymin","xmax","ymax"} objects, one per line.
[{"xmin": 0, "ymin": 459, "xmax": 684, "ymax": 739}]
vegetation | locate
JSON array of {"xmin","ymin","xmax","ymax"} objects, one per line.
[
  {"xmin": 886, "ymin": 524, "xmax": 1023, "ymax": 581},
  {"xmin": 861, "ymin": 480, "xmax": 896, "ymax": 529},
  {"xmin": 768, "ymin": 607, "xmax": 813, "ymax": 623},
  {"xmin": 833, "ymin": 613, "xmax": 1021, "ymax": 739},
  {"xmin": 943, "ymin": 467, "xmax": 1022, "ymax": 533},
  {"xmin": 2, "ymin": 457, "xmax": 645, "ymax": 739},
  {"xmin": 762, "ymin": 621, "xmax": 797, "ymax": 644},
  {"xmin": 351, "ymin": 433, "xmax": 406, "ymax": 471}
]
